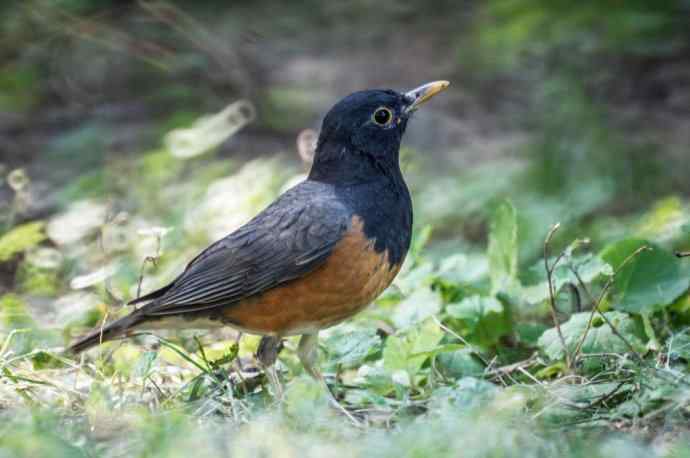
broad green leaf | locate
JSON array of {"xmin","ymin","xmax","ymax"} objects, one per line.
[
  {"xmin": 540, "ymin": 382, "xmax": 635, "ymax": 426},
  {"xmin": 16, "ymin": 261, "xmax": 59, "ymax": 296},
  {"xmin": 430, "ymin": 377, "xmax": 498, "ymax": 411},
  {"xmin": 392, "ymin": 287, "xmax": 442, "ymax": 329},
  {"xmin": 393, "ymin": 261, "xmax": 435, "ymax": 296},
  {"xmin": 538, "ymin": 311, "xmax": 645, "ymax": 361},
  {"xmin": 601, "ymin": 239, "xmax": 690, "ymax": 314},
  {"xmin": 521, "ymin": 254, "xmax": 612, "ymax": 304},
  {"xmin": 432, "ymin": 254, "xmax": 488, "ymax": 303},
  {"xmin": 635, "ymin": 196, "xmax": 688, "ymax": 242},
  {"xmin": 409, "ymin": 319, "xmax": 444, "ymax": 372},
  {"xmin": 324, "ymin": 328, "xmax": 381, "ymax": 369},
  {"xmin": 382, "ymin": 334, "xmax": 407, "ymax": 373},
  {"xmin": 31, "ymin": 350, "xmax": 66, "ymax": 370},
  {"xmin": 488, "ymin": 200, "xmax": 519, "ymax": 294},
  {"xmin": 516, "ymin": 322, "xmax": 550, "ymax": 346},
  {"xmin": 436, "ymin": 348, "xmax": 485, "ymax": 379},
  {"xmin": 667, "ymin": 333, "xmax": 690, "ymax": 362},
  {"xmin": 383, "ymin": 319, "xmax": 443, "ymax": 378},
  {"xmin": 357, "ymin": 364, "xmax": 396, "ymax": 395},
  {"xmin": 446, "ymin": 295, "xmax": 511, "ymax": 347},
  {"xmin": 436, "ymin": 253, "xmax": 489, "ymax": 285},
  {"xmin": 0, "ymin": 222, "xmax": 46, "ymax": 262}
]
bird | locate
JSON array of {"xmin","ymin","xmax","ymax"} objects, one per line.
[{"xmin": 69, "ymin": 80, "xmax": 449, "ymax": 406}]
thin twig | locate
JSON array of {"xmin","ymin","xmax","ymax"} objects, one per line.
[
  {"xmin": 28, "ymin": 3, "xmax": 173, "ymax": 69},
  {"xmin": 194, "ymin": 335, "xmax": 212, "ymax": 373},
  {"xmin": 571, "ymin": 246, "xmax": 649, "ymax": 364},
  {"xmin": 98, "ymin": 310, "xmax": 110, "ymax": 348},
  {"xmin": 485, "ymin": 354, "xmax": 539, "ymax": 378},
  {"xmin": 136, "ymin": 233, "xmax": 163, "ymax": 301},
  {"xmin": 432, "ymin": 316, "xmax": 490, "ymax": 367},
  {"xmin": 544, "ymin": 223, "xmax": 571, "ymax": 368},
  {"xmin": 432, "ymin": 316, "xmax": 517, "ymax": 386},
  {"xmin": 138, "ymin": 0, "xmax": 253, "ymax": 89}
]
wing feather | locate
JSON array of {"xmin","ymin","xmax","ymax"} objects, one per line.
[{"xmin": 139, "ymin": 182, "xmax": 349, "ymax": 317}]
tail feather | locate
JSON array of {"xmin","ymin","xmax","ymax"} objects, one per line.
[
  {"xmin": 128, "ymin": 282, "xmax": 173, "ymax": 306},
  {"xmin": 69, "ymin": 312, "xmax": 146, "ymax": 354}
]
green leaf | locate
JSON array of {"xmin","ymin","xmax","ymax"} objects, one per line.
[
  {"xmin": 209, "ymin": 343, "xmax": 239, "ymax": 368},
  {"xmin": 537, "ymin": 311, "xmax": 645, "ymax": 362},
  {"xmin": 16, "ymin": 261, "xmax": 59, "ymax": 296},
  {"xmin": 488, "ymin": 200, "xmax": 519, "ymax": 294},
  {"xmin": 383, "ymin": 319, "xmax": 444, "ymax": 378},
  {"xmin": 0, "ymin": 294, "xmax": 34, "ymax": 330},
  {"xmin": 446, "ymin": 295, "xmax": 511, "ymax": 347},
  {"xmin": 635, "ymin": 196, "xmax": 689, "ymax": 242},
  {"xmin": 31, "ymin": 350, "xmax": 66, "ymax": 370},
  {"xmin": 436, "ymin": 348, "xmax": 485, "ymax": 379},
  {"xmin": 393, "ymin": 261, "xmax": 435, "ymax": 296},
  {"xmin": 0, "ymin": 222, "xmax": 46, "ymax": 262},
  {"xmin": 521, "ymin": 253, "xmax": 613, "ymax": 305},
  {"xmin": 516, "ymin": 322, "xmax": 550, "ymax": 346},
  {"xmin": 436, "ymin": 253, "xmax": 489, "ymax": 285},
  {"xmin": 667, "ymin": 333, "xmax": 690, "ymax": 362},
  {"xmin": 430, "ymin": 377, "xmax": 498, "ymax": 411},
  {"xmin": 134, "ymin": 351, "xmax": 159, "ymax": 378},
  {"xmin": 324, "ymin": 328, "xmax": 381, "ymax": 370},
  {"xmin": 383, "ymin": 335, "xmax": 410, "ymax": 373},
  {"xmin": 392, "ymin": 287, "xmax": 442, "ymax": 329},
  {"xmin": 357, "ymin": 365, "xmax": 395, "ymax": 395},
  {"xmin": 601, "ymin": 239, "xmax": 690, "ymax": 314}
]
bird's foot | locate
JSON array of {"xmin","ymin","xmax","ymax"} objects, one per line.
[
  {"xmin": 297, "ymin": 333, "xmax": 362, "ymax": 426},
  {"xmin": 256, "ymin": 335, "xmax": 285, "ymax": 401}
]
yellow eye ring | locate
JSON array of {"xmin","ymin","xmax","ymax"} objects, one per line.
[{"xmin": 372, "ymin": 107, "xmax": 394, "ymax": 126}]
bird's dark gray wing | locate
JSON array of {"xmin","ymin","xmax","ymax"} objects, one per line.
[{"xmin": 136, "ymin": 182, "xmax": 350, "ymax": 317}]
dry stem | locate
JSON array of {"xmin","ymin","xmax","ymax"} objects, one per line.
[
  {"xmin": 570, "ymin": 246, "xmax": 650, "ymax": 364},
  {"xmin": 544, "ymin": 223, "xmax": 571, "ymax": 368}
]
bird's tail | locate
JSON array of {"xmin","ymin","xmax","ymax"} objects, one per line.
[{"xmin": 68, "ymin": 312, "xmax": 146, "ymax": 354}]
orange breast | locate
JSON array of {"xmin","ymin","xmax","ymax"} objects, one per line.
[{"xmin": 220, "ymin": 216, "xmax": 401, "ymax": 336}]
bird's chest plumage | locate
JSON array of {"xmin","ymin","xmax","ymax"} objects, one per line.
[
  {"xmin": 347, "ymin": 180, "xmax": 413, "ymax": 267},
  {"xmin": 220, "ymin": 182, "xmax": 412, "ymax": 335}
]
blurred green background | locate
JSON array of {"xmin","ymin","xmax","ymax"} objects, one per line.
[
  {"xmin": 2, "ymin": 0, "xmax": 689, "ymax": 253},
  {"xmin": 1, "ymin": 1, "xmax": 690, "ymax": 457}
]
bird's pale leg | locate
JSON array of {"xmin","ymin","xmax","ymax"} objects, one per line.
[
  {"xmin": 297, "ymin": 333, "xmax": 359, "ymax": 424},
  {"xmin": 256, "ymin": 335, "xmax": 284, "ymax": 399}
]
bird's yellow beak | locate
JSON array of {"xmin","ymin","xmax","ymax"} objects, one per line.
[{"xmin": 404, "ymin": 80, "xmax": 450, "ymax": 113}]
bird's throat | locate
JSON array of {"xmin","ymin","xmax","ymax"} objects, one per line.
[{"xmin": 308, "ymin": 144, "xmax": 403, "ymax": 187}]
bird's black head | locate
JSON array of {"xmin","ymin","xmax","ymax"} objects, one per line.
[{"xmin": 309, "ymin": 81, "xmax": 449, "ymax": 184}]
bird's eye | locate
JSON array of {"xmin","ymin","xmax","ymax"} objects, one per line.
[{"xmin": 372, "ymin": 107, "xmax": 394, "ymax": 126}]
